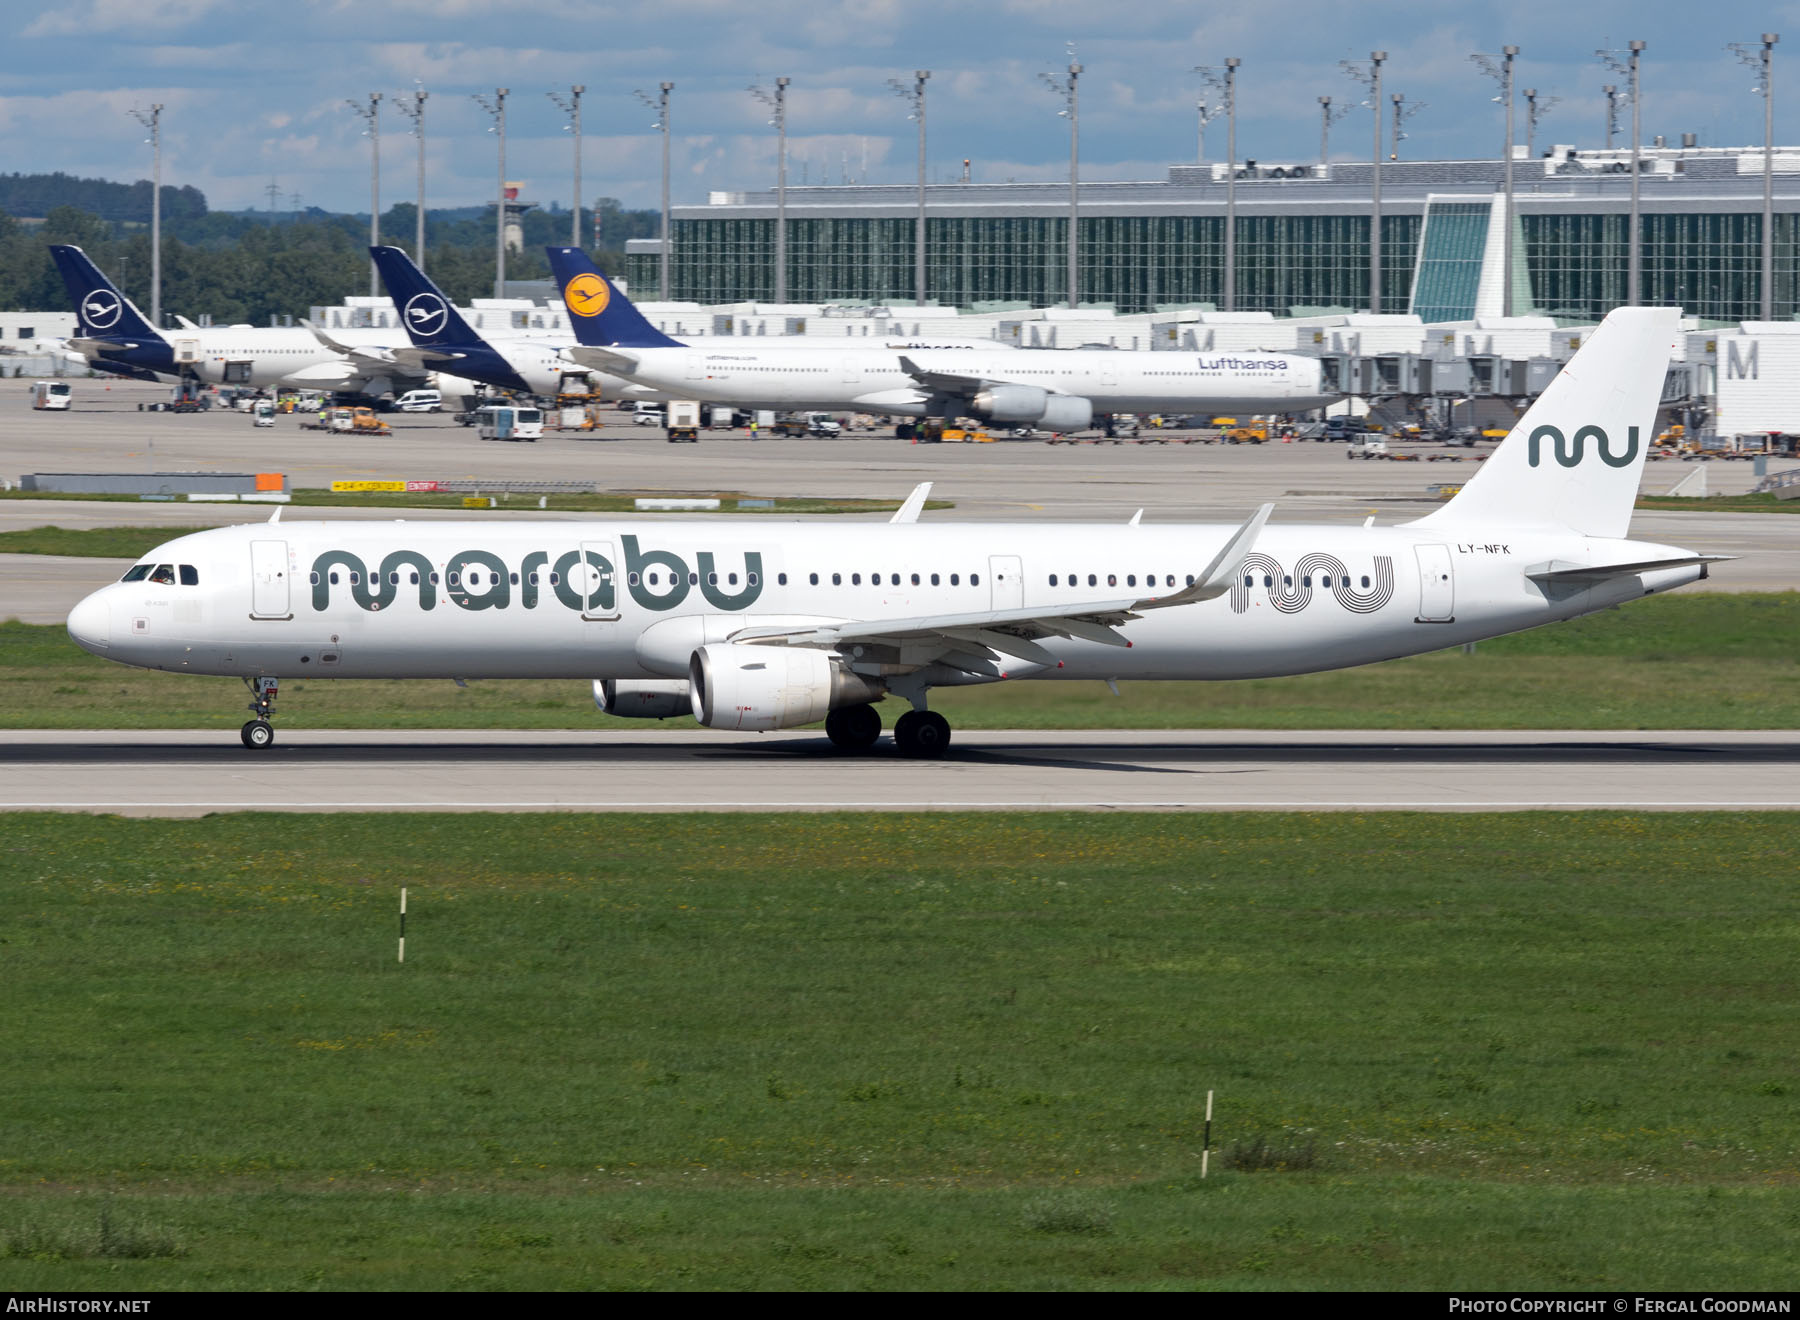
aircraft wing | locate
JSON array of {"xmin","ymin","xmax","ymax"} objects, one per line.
[
  {"xmin": 897, "ymin": 354, "xmax": 986, "ymax": 396},
  {"xmin": 566, "ymin": 345, "xmax": 642, "ymax": 375},
  {"xmin": 729, "ymin": 503, "xmax": 1273, "ymax": 674}
]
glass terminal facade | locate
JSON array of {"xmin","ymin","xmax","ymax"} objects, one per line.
[{"xmin": 625, "ymin": 155, "xmax": 1800, "ymax": 323}]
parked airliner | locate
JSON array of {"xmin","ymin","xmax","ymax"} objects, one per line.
[
  {"xmin": 545, "ymin": 246, "xmax": 1334, "ymax": 432},
  {"xmin": 66, "ymin": 308, "xmax": 1719, "ymax": 756}
]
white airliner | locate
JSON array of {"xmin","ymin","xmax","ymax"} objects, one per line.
[
  {"xmin": 545, "ymin": 247, "xmax": 1333, "ymax": 432},
  {"xmin": 66, "ymin": 308, "xmax": 1721, "ymax": 755},
  {"xmin": 48, "ymin": 244, "xmax": 515, "ymax": 398}
]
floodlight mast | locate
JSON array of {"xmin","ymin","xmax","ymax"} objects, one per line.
[
  {"xmin": 1596, "ymin": 42, "xmax": 1645, "ymax": 305},
  {"xmin": 1197, "ymin": 59, "xmax": 1242, "ymax": 312},
  {"xmin": 1040, "ymin": 54, "xmax": 1081, "ymax": 310},
  {"xmin": 1523, "ymin": 88, "xmax": 1560, "ymax": 160},
  {"xmin": 1195, "ymin": 97, "xmax": 1221, "ymax": 164},
  {"xmin": 1341, "ymin": 52, "xmax": 1386, "ymax": 312},
  {"xmin": 1318, "ymin": 95, "xmax": 1350, "ymax": 166},
  {"xmin": 749, "ymin": 78, "xmax": 792, "ymax": 303},
  {"xmin": 887, "ymin": 70, "xmax": 930, "ymax": 305},
  {"xmin": 128, "ymin": 104, "xmax": 163, "ymax": 327},
  {"xmin": 1731, "ymin": 35, "xmax": 1780, "ymax": 320},
  {"xmin": 472, "ymin": 88, "xmax": 509, "ymax": 298},
  {"xmin": 346, "ymin": 93, "xmax": 382, "ymax": 296},
  {"xmin": 548, "ymin": 85, "xmax": 585, "ymax": 248},
  {"xmin": 636, "ymin": 84, "xmax": 674, "ymax": 300},
  {"xmin": 393, "ymin": 86, "xmax": 427, "ymax": 272},
  {"xmin": 1472, "ymin": 47, "xmax": 1519, "ymax": 316}
]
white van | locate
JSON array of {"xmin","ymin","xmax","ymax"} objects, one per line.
[
  {"xmin": 393, "ymin": 389, "xmax": 442, "ymax": 413},
  {"xmin": 31, "ymin": 381, "xmax": 72, "ymax": 411},
  {"xmin": 476, "ymin": 405, "xmax": 544, "ymax": 442}
]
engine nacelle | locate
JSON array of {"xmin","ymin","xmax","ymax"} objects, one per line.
[
  {"xmin": 593, "ymin": 678, "xmax": 692, "ymax": 720},
  {"xmin": 970, "ymin": 383, "xmax": 1092, "ymax": 432},
  {"xmin": 688, "ymin": 643, "xmax": 884, "ymax": 732}
]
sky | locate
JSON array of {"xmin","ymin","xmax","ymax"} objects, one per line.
[{"xmin": 4, "ymin": 0, "xmax": 1797, "ymax": 217}]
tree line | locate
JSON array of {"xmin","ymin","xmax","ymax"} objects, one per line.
[{"xmin": 0, "ymin": 173, "xmax": 659, "ymax": 324}]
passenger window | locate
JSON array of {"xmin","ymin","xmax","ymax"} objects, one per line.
[
  {"xmin": 688, "ymin": 572, "xmax": 699, "ymax": 586},
  {"xmin": 547, "ymin": 573, "xmax": 557, "ymax": 585},
  {"xmin": 1166, "ymin": 575, "xmax": 1176, "ymax": 588},
  {"xmin": 809, "ymin": 573, "xmax": 819, "ymax": 585},
  {"xmin": 329, "ymin": 572, "xmax": 339, "ymax": 585},
  {"xmin": 1049, "ymin": 574, "xmax": 1058, "ymax": 586},
  {"xmin": 949, "ymin": 573, "xmax": 959, "ymax": 586},
  {"xmin": 628, "ymin": 572, "xmax": 641, "ymax": 586},
  {"xmin": 1243, "ymin": 575, "xmax": 1253, "ymax": 587},
  {"xmin": 447, "ymin": 572, "xmax": 460, "ymax": 587},
  {"xmin": 1127, "ymin": 575, "xmax": 1137, "ymax": 587},
  {"xmin": 1107, "ymin": 574, "xmax": 1117, "ymax": 587},
  {"xmin": 852, "ymin": 573, "xmax": 861, "ymax": 585},
  {"xmin": 1283, "ymin": 576, "xmax": 1292, "ymax": 588},
  {"xmin": 1263, "ymin": 575, "xmax": 1273, "ymax": 588},
  {"xmin": 1302, "ymin": 576, "xmax": 1311, "ymax": 588},
  {"xmin": 775, "ymin": 573, "xmax": 784, "ymax": 586},
  {"xmin": 150, "ymin": 564, "xmax": 176, "ymax": 585},
  {"xmin": 1187, "ymin": 575, "xmax": 1196, "ymax": 587},
  {"xmin": 891, "ymin": 573, "xmax": 900, "ymax": 586},
  {"xmin": 832, "ymin": 573, "xmax": 841, "ymax": 585},
  {"xmin": 307, "ymin": 571, "xmax": 319, "ymax": 586},
  {"xmin": 971, "ymin": 573, "xmax": 979, "ymax": 586},
  {"xmin": 510, "ymin": 573, "xmax": 519, "ymax": 586},
  {"xmin": 729, "ymin": 573, "xmax": 738, "ymax": 585},
  {"xmin": 179, "ymin": 565, "xmax": 198, "ymax": 586},
  {"xmin": 412, "ymin": 572, "xmax": 421, "ymax": 585},
  {"xmin": 389, "ymin": 572, "xmax": 400, "ymax": 586},
  {"xmin": 350, "ymin": 571, "xmax": 361, "ymax": 586},
  {"xmin": 1361, "ymin": 575, "xmax": 1370, "ymax": 588},
  {"xmin": 648, "ymin": 572, "xmax": 658, "ymax": 585},
  {"xmin": 931, "ymin": 573, "xmax": 939, "ymax": 586},
  {"xmin": 749, "ymin": 573, "xmax": 759, "ymax": 586},
  {"xmin": 1088, "ymin": 574, "xmax": 1097, "ymax": 587}
]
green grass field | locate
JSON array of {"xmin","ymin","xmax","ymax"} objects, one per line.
[
  {"xmin": 0, "ymin": 812, "xmax": 1794, "ymax": 1290},
  {"xmin": 3, "ymin": 592, "xmax": 1797, "ymax": 730}
]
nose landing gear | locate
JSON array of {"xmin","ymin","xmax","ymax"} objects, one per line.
[{"xmin": 241, "ymin": 676, "xmax": 279, "ymax": 749}]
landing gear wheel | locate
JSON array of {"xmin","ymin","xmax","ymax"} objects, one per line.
[
  {"xmin": 893, "ymin": 709, "xmax": 952, "ymax": 758},
  {"xmin": 241, "ymin": 719, "xmax": 274, "ymax": 749},
  {"xmin": 825, "ymin": 703, "xmax": 883, "ymax": 750}
]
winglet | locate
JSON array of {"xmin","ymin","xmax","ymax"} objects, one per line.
[
  {"xmin": 1128, "ymin": 509, "xmax": 1143, "ymax": 526},
  {"xmin": 1135, "ymin": 502, "xmax": 1274, "ymax": 610},
  {"xmin": 268, "ymin": 505, "xmax": 282, "ymax": 524},
  {"xmin": 890, "ymin": 482, "xmax": 933, "ymax": 524},
  {"xmin": 300, "ymin": 319, "xmax": 356, "ymax": 356}
]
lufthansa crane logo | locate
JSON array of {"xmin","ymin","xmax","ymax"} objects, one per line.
[
  {"xmin": 564, "ymin": 273, "xmax": 611, "ymax": 319},
  {"xmin": 403, "ymin": 292, "xmax": 449, "ymax": 338},
  {"xmin": 83, "ymin": 290, "xmax": 123, "ymax": 331}
]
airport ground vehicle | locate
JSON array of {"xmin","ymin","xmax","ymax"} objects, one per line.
[
  {"xmin": 1347, "ymin": 435, "xmax": 1389, "ymax": 459},
  {"xmin": 666, "ymin": 400, "xmax": 701, "ymax": 443},
  {"xmin": 773, "ymin": 411, "xmax": 843, "ymax": 438},
  {"xmin": 1103, "ymin": 414, "xmax": 1141, "ymax": 439},
  {"xmin": 393, "ymin": 390, "xmax": 442, "ymax": 413},
  {"xmin": 475, "ymin": 405, "xmax": 543, "ymax": 442},
  {"xmin": 326, "ymin": 406, "xmax": 392, "ymax": 436},
  {"xmin": 252, "ymin": 400, "xmax": 276, "ymax": 427},
  {"xmin": 30, "ymin": 380, "xmax": 71, "ymax": 411},
  {"xmin": 632, "ymin": 403, "xmax": 664, "ymax": 426}
]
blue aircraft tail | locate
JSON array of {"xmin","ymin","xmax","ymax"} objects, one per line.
[
  {"xmin": 370, "ymin": 246, "xmax": 485, "ymax": 347},
  {"xmin": 50, "ymin": 246, "xmax": 164, "ymax": 342},
  {"xmin": 545, "ymin": 246, "xmax": 682, "ymax": 348}
]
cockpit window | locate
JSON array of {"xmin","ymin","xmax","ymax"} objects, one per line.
[
  {"xmin": 121, "ymin": 564, "xmax": 152, "ymax": 582},
  {"xmin": 149, "ymin": 564, "xmax": 176, "ymax": 585},
  {"xmin": 179, "ymin": 565, "xmax": 199, "ymax": 586}
]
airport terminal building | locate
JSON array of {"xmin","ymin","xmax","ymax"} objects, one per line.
[{"xmin": 625, "ymin": 145, "xmax": 1800, "ymax": 324}]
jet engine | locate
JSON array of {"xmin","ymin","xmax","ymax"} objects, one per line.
[
  {"xmin": 593, "ymin": 678, "xmax": 692, "ymax": 719},
  {"xmin": 970, "ymin": 384, "xmax": 1093, "ymax": 432},
  {"xmin": 688, "ymin": 643, "xmax": 884, "ymax": 732}
]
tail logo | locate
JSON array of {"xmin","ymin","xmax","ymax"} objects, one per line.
[
  {"xmin": 82, "ymin": 291, "xmax": 123, "ymax": 331},
  {"xmin": 1527, "ymin": 424, "xmax": 1640, "ymax": 470},
  {"xmin": 403, "ymin": 292, "xmax": 449, "ymax": 337},
  {"xmin": 564, "ymin": 273, "xmax": 611, "ymax": 319}
]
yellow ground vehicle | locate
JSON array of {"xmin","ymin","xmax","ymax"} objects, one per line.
[
  {"xmin": 327, "ymin": 406, "xmax": 392, "ymax": 436},
  {"xmin": 1212, "ymin": 417, "xmax": 1268, "ymax": 444}
]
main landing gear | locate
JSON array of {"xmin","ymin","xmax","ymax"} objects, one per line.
[
  {"xmin": 822, "ymin": 702, "xmax": 954, "ymax": 757},
  {"xmin": 241, "ymin": 676, "xmax": 279, "ymax": 749}
]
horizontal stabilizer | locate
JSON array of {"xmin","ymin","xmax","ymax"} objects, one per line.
[
  {"xmin": 1527, "ymin": 554, "xmax": 1734, "ymax": 584},
  {"xmin": 567, "ymin": 344, "xmax": 641, "ymax": 375}
]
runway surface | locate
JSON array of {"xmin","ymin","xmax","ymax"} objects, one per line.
[{"xmin": 3, "ymin": 729, "xmax": 1794, "ymax": 816}]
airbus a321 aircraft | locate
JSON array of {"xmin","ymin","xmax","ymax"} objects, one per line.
[
  {"xmin": 544, "ymin": 246, "xmax": 1334, "ymax": 432},
  {"xmin": 66, "ymin": 307, "xmax": 1722, "ymax": 755},
  {"xmin": 47, "ymin": 245, "xmax": 435, "ymax": 397}
]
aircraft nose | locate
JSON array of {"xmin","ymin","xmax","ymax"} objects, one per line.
[{"xmin": 67, "ymin": 590, "xmax": 111, "ymax": 653}]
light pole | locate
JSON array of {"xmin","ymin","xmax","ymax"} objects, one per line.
[
  {"xmin": 1597, "ymin": 42, "xmax": 1645, "ymax": 305},
  {"xmin": 1318, "ymin": 95, "xmax": 1350, "ymax": 166},
  {"xmin": 393, "ymin": 86, "xmax": 427, "ymax": 271},
  {"xmin": 472, "ymin": 88, "xmax": 509, "ymax": 298},
  {"xmin": 886, "ymin": 70, "xmax": 930, "ymax": 305},
  {"xmin": 1389, "ymin": 93, "xmax": 1425, "ymax": 160},
  {"xmin": 1731, "ymin": 34, "xmax": 1780, "ymax": 320},
  {"xmin": 635, "ymin": 83, "xmax": 674, "ymax": 299},
  {"xmin": 128, "ymin": 104, "xmax": 162, "ymax": 327},
  {"xmin": 1342, "ymin": 52, "xmax": 1386, "ymax": 312},
  {"xmin": 1198, "ymin": 60, "xmax": 1241, "ymax": 311},
  {"xmin": 547, "ymin": 85, "xmax": 585, "ymax": 248},
  {"xmin": 346, "ymin": 93, "xmax": 382, "ymax": 296},
  {"xmin": 1039, "ymin": 55, "xmax": 1081, "ymax": 310},
  {"xmin": 1472, "ymin": 47, "xmax": 1519, "ymax": 316},
  {"xmin": 1523, "ymin": 88, "xmax": 1559, "ymax": 160},
  {"xmin": 749, "ymin": 78, "xmax": 791, "ymax": 303}
]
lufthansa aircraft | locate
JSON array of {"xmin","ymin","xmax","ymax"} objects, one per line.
[
  {"xmin": 545, "ymin": 246, "xmax": 1335, "ymax": 432},
  {"xmin": 51, "ymin": 245, "xmax": 451, "ymax": 396},
  {"xmin": 66, "ymin": 307, "xmax": 1721, "ymax": 755}
]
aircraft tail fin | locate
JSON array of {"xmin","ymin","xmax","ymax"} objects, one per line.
[
  {"xmin": 370, "ymin": 246, "xmax": 485, "ymax": 348},
  {"xmin": 545, "ymin": 246, "xmax": 683, "ymax": 349},
  {"xmin": 49, "ymin": 245, "xmax": 164, "ymax": 343},
  {"xmin": 1415, "ymin": 306, "xmax": 1680, "ymax": 540}
]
